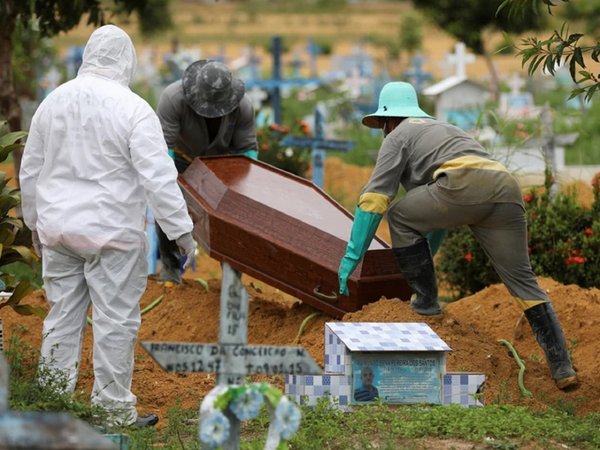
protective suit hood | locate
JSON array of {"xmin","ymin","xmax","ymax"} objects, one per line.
[{"xmin": 78, "ymin": 25, "xmax": 136, "ymax": 86}]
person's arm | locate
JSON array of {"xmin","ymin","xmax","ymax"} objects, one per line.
[
  {"xmin": 338, "ymin": 134, "xmax": 408, "ymax": 295},
  {"xmin": 337, "ymin": 194, "xmax": 388, "ymax": 295},
  {"xmin": 19, "ymin": 112, "xmax": 45, "ymax": 232},
  {"xmin": 230, "ymin": 96, "xmax": 258, "ymax": 154},
  {"xmin": 129, "ymin": 102, "xmax": 193, "ymax": 241},
  {"xmin": 156, "ymin": 83, "xmax": 182, "ymax": 150}
]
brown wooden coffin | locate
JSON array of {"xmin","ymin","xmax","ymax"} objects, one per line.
[{"xmin": 178, "ymin": 156, "xmax": 412, "ymax": 318}]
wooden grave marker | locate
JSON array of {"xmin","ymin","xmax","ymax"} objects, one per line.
[{"xmin": 143, "ymin": 263, "xmax": 322, "ymax": 448}]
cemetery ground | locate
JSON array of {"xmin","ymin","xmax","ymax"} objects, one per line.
[{"xmin": 2, "ymin": 158, "xmax": 600, "ymax": 449}]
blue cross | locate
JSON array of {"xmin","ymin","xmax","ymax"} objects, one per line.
[
  {"xmin": 281, "ymin": 105, "xmax": 355, "ymax": 188},
  {"xmin": 244, "ymin": 36, "xmax": 320, "ymax": 124},
  {"xmin": 403, "ymin": 54, "xmax": 432, "ymax": 93}
]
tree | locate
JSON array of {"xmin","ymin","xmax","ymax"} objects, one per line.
[
  {"xmin": 500, "ymin": 0, "xmax": 600, "ymax": 101},
  {"xmin": 0, "ymin": 0, "xmax": 172, "ymax": 179},
  {"xmin": 410, "ymin": 0, "xmax": 548, "ymax": 100}
]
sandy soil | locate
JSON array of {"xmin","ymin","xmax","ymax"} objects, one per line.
[{"xmin": 1, "ymin": 158, "xmax": 598, "ymax": 431}]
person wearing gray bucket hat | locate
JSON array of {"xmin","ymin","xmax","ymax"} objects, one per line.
[
  {"xmin": 155, "ymin": 59, "xmax": 258, "ymax": 285},
  {"xmin": 337, "ymin": 81, "xmax": 578, "ymax": 391}
]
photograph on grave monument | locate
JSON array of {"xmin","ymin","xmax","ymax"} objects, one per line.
[{"xmin": 351, "ymin": 352, "xmax": 444, "ymax": 405}]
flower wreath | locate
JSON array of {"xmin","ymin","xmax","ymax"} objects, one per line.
[{"xmin": 199, "ymin": 382, "xmax": 301, "ymax": 449}]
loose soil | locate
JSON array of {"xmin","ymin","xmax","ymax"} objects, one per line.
[{"xmin": 1, "ymin": 158, "xmax": 598, "ymax": 429}]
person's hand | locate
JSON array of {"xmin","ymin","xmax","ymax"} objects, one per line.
[
  {"xmin": 175, "ymin": 232, "xmax": 196, "ymax": 270},
  {"xmin": 31, "ymin": 230, "xmax": 42, "ymax": 257},
  {"xmin": 338, "ymin": 257, "xmax": 355, "ymax": 296}
]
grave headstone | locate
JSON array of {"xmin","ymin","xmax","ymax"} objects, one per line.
[
  {"xmin": 286, "ymin": 322, "xmax": 486, "ymax": 409},
  {"xmin": 403, "ymin": 53, "xmax": 432, "ymax": 93},
  {"xmin": 445, "ymin": 42, "xmax": 475, "ymax": 79},
  {"xmin": 244, "ymin": 36, "xmax": 321, "ymax": 124},
  {"xmin": 0, "ymin": 353, "xmax": 118, "ymax": 449},
  {"xmin": 499, "ymin": 73, "xmax": 540, "ymax": 119}
]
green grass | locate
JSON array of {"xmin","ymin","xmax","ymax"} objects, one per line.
[{"xmin": 4, "ymin": 326, "xmax": 600, "ymax": 450}]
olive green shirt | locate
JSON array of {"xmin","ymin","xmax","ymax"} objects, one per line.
[{"xmin": 361, "ymin": 118, "xmax": 523, "ymax": 211}]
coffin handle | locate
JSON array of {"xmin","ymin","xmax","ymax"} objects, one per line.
[{"xmin": 313, "ymin": 286, "xmax": 338, "ymax": 303}]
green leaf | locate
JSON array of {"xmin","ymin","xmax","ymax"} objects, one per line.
[
  {"xmin": 262, "ymin": 385, "xmax": 283, "ymax": 406},
  {"xmin": 12, "ymin": 303, "xmax": 46, "ymax": 319},
  {"xmin": 573, "ymin": 46, "xmax": 586, "ymax": 69},
  {"xmin": 195, "ymin": 277, "xmax": 209, "ymax": 291},
  {"xmin": 7, "ymin": 280, "xmax": 34, "ymax": 305},
  {"xmin": 0, "ymin": 130, "xmax": 27, "ymax": 147}
]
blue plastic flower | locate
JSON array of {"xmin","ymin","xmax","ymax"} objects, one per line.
[
  {"xmin": 273, "ymin": 397, "xmax": 301, "ymax": 440},
  {"xmin": 229, "ymin": 386, "xmax": 264, "ymax": 420},
  {"xmin": 199, "ymin": 410, "xmax": 230, "ymax": 449}
]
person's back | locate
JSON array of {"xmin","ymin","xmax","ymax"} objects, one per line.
[
  {"xmin": 19, "ymin": 24, "xmax": 195, "ymax": 427},
  {"xmin": 22, "ymin": 25, "xmax": 189, "ymax": 250}
]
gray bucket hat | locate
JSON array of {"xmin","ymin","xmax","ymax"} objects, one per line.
[{"xmin": 182, "ymin": 60, "xmax": 245, "ymax": 118}]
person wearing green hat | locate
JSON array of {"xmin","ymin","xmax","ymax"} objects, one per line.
[{"xmin": 337, "ymin": 81, "xmax": 578, "ymax": 390}]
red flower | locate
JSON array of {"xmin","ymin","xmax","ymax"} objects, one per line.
[
  {"xmin": 464, "ymin": 252, "xmax": 473, "ymax": 262},
  {"xmin": 523, "ymin": 193, "xmax": 534, "ymax": 203},
  {"xmin": 565, "ymin": 256, "xmax": 586, "ymax": 264},
  {"xmin": 584, "ymin": 227, "xmax": 593, "ymax": 236}
]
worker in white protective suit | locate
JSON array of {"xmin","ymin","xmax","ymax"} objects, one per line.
[{"xmin": 19, "ymin": 25, "xmax": 196, "ymax": 427}]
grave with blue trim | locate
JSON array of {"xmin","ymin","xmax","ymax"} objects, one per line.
[{"xmin": 285, "ymin": 322, "xmax": 485, "ymax": 409}]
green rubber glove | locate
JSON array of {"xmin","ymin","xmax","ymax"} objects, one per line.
[
  {"xmin": 426, "ymin": 229, "xmax": 447, "ymax": 257},
  {"xmin": 243, "ymin": 150, "xmax": 258, "ymax": 160},
  {"xmin": 338, "ymin": 207, "xmax": 383, "ymax": 296},
  {"xmin": 168, "ymin": 147, "xmax": 175, "ymax": 159}
]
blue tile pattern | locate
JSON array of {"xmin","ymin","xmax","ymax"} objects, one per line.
[
  {"xmin": 326, "ymin": 322, "xmax": 451, "ymax": 352},
  {"xmin": 442, "ymin": 372, "xmax": 486, "ymax": 407}
]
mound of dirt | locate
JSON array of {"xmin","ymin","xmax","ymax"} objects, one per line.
[{"xmin": 2, "ymin": 261, "xmax": 599, "ymax": 427}]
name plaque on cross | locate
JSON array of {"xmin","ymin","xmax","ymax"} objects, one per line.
[
  {"xmin": 142, "ymin": 263, "xmax": 322, "ymax": 386},
  {"xmin": 141, "ymin": 342, "xmax": 319, "ymax": 377}
]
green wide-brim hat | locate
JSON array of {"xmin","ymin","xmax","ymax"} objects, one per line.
[{"xmin": 362, "ymin": 81, "xmax": 433, "ymax": 129}]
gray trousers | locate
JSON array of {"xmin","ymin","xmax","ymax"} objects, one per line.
[{"xmin": 386, "ymin": 182, "xmax": 548, "ymax": 305}]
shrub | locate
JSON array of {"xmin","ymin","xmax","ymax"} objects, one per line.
[
  {"xmin": 0, "ymin": 122, "xmax": 45, "ymax": 318},
  {"xmin": 257, "ymin": 120, "xmax": 312, "ymax": 178},
  {"xmin": 437, "ymin": 169, "xmax": 600, "ymax": 297}
]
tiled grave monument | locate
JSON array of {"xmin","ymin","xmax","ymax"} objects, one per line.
[{"xmin": 286, "ymin": 322, "xmax": 485, "ymax": 409}]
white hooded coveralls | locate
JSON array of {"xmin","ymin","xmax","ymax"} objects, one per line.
[{"xmin": 19, "ymin": 25, "xmax": 193, "ymax": 424}]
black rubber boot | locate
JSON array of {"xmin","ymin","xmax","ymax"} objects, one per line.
[
  {"xmin": 524, "ymin": 302, "xmax": 578, "ymax": 390},
  {"xmin": 135, "ymin": 413, "xmax": 159, "ymax": 427},
  {"xmin": 393, "ymin": 240, "xmax": 441, "ymax": 315},
  {"xmin": 156, "ymin": 223, "xmax": 182, "ymax": 284}
]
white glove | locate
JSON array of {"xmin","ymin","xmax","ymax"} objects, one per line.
[
  {"xmin": 176, "ymin": 232, "xmax": 196, "ymax": 270},
  {"xmin": 31, "ymin": 230, "xmax": 42, "ymax": 257}
]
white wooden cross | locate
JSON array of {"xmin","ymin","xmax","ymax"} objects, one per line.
[
  {"xmin": 142, "ymin": 263, "xmax": 322, "ymax": 449},
  {"xmin": 507, "ymin": 72, "xmax": 526, "ymax": 95},
  {"xmin": 446, "ymin": 42, "xmax": 476, "ymax": 78}
]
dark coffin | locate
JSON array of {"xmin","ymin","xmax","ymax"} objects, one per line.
[{"xmin": 179, "ymin": 156, "xmax": 412, "ymax": 318}]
